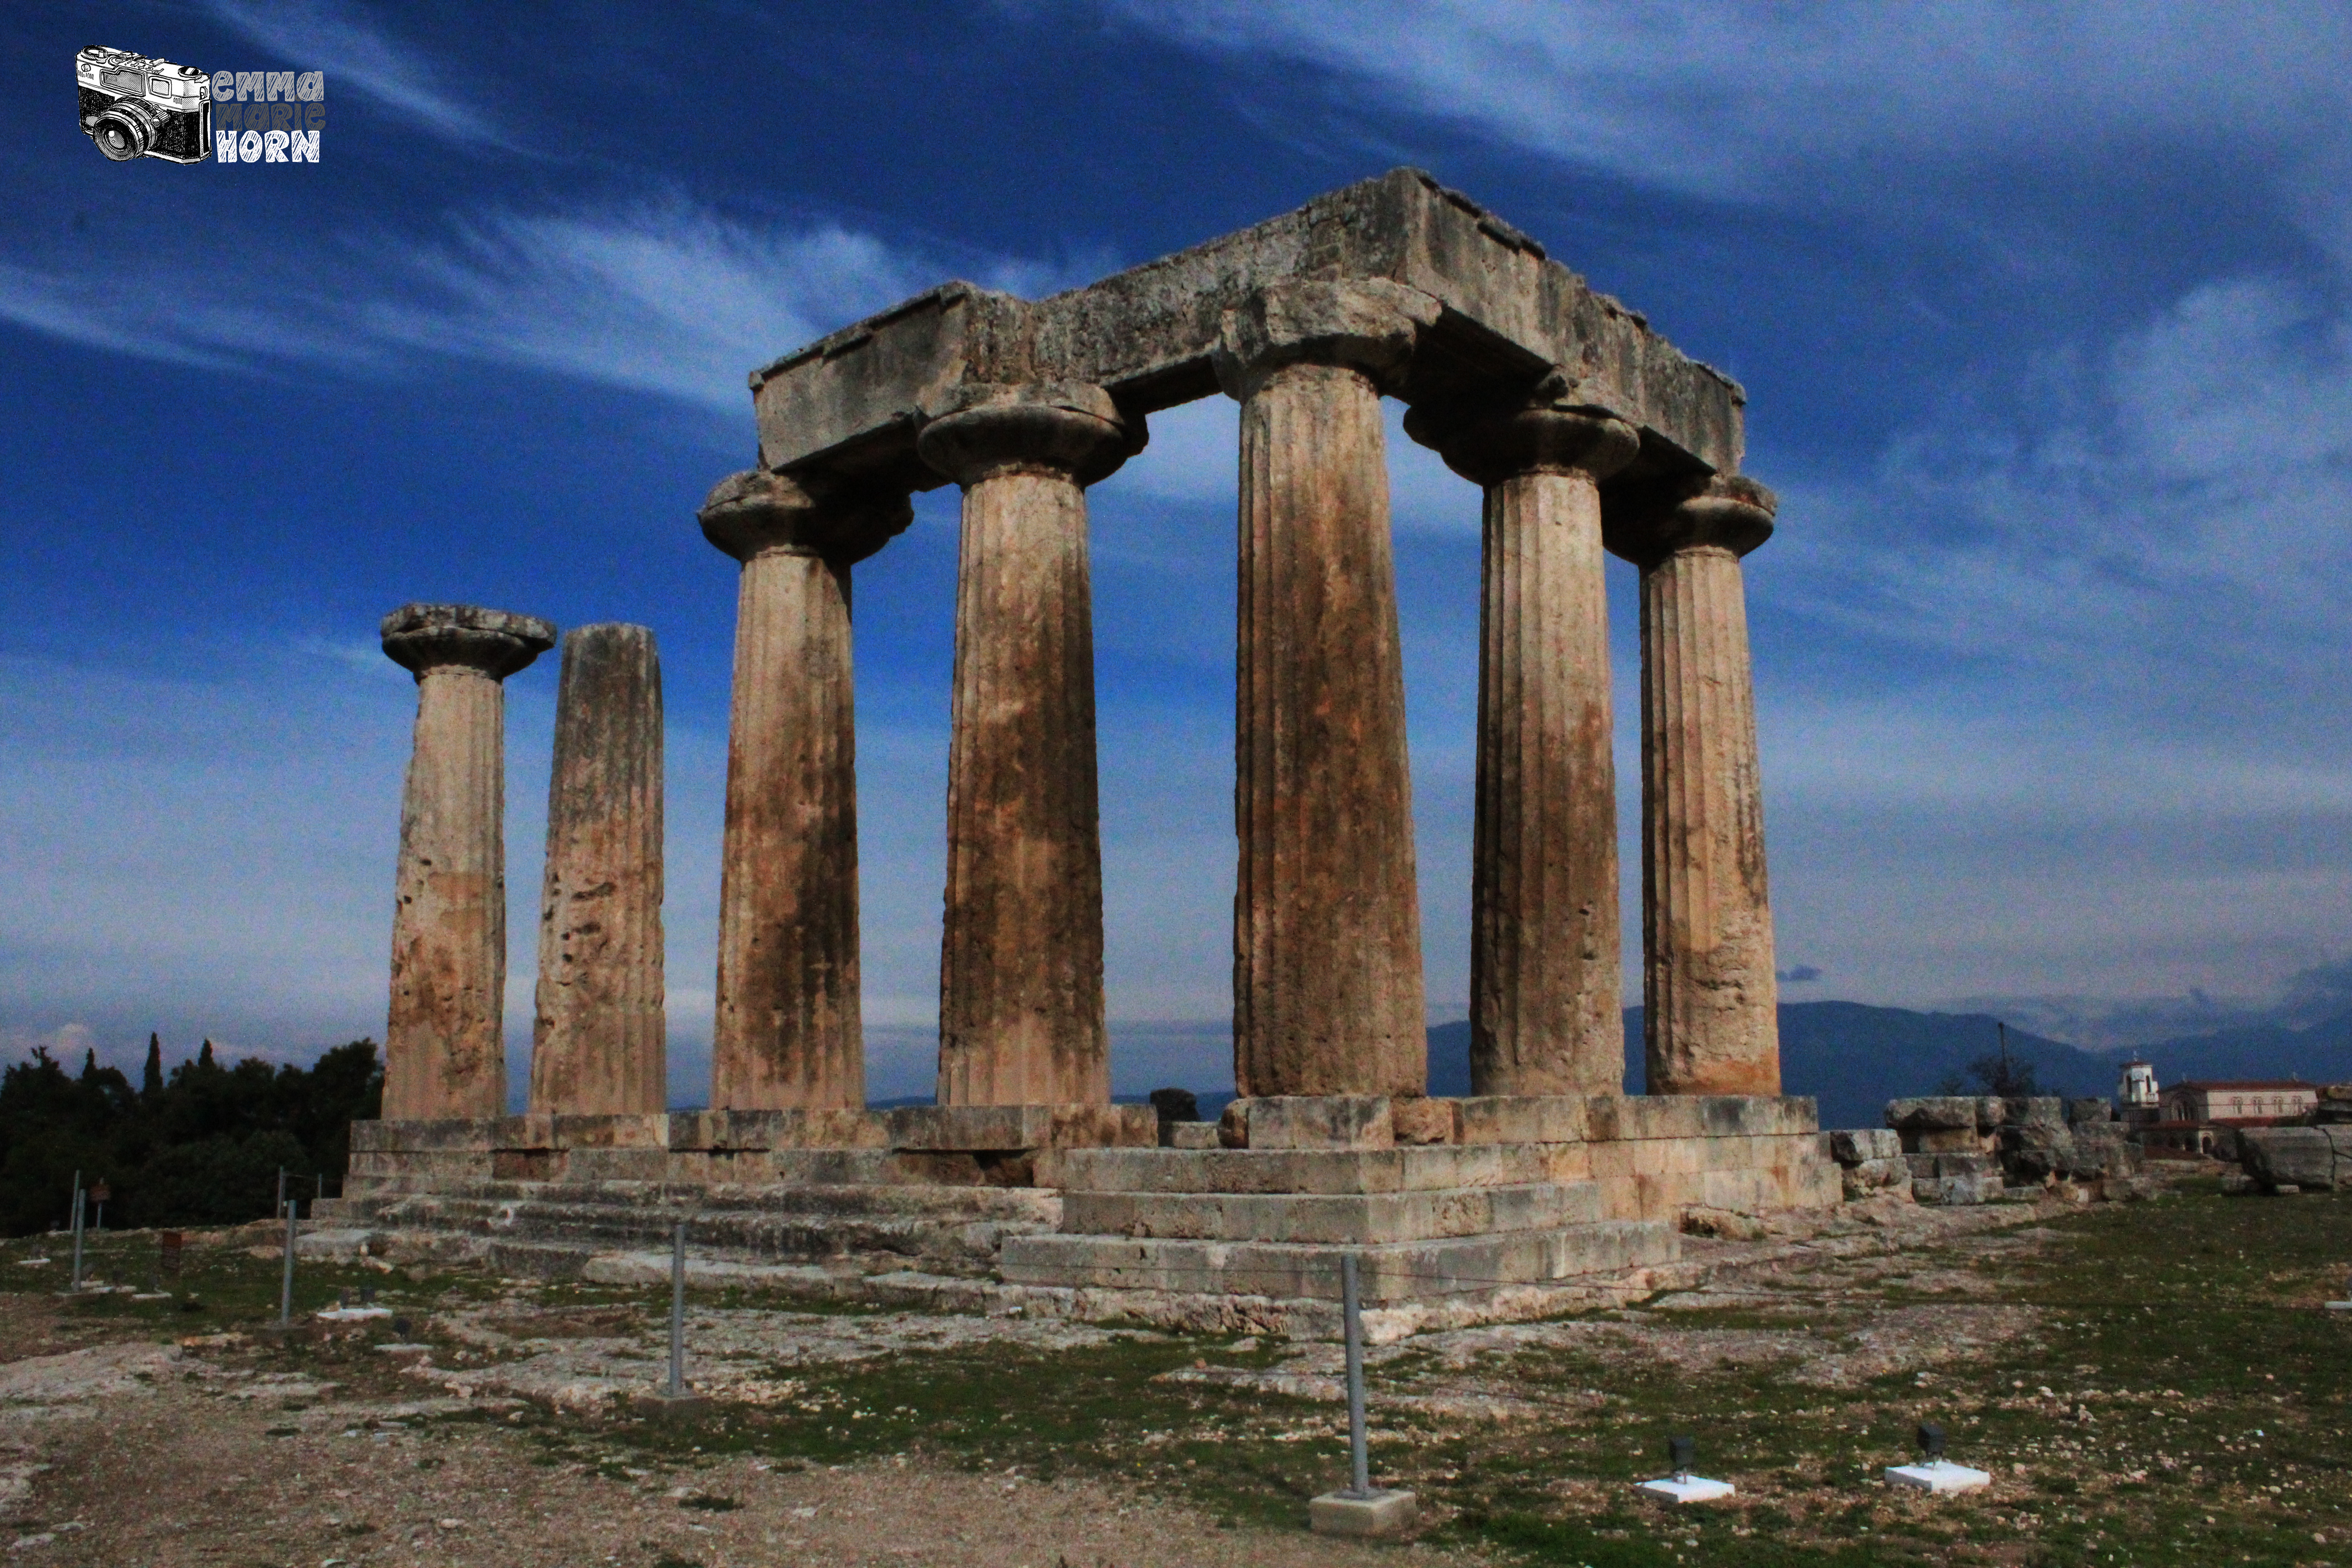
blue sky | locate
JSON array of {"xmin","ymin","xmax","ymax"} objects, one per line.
[{"xmin": 7, "ymin": 1, "xmax": 2352, "ymax": 1101}]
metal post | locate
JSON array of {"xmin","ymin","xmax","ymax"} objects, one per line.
[
  {"xmin": 1342, "ymin": 1252, "xmax": 1369, "ymax": 1498},
  {"xmin": 667, "ymin": 1222, "xmax": 687, "ymax": 1398},
  {"xmin": 279, "ymin": 1198, "xmax": 297, "ymax": 1327},
  {"xmin": 69, "ymin": 1183, "xmax": 85, "ymax": 1293}
]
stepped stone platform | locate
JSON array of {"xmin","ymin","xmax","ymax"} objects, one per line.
[{"xmin": 323, "ymin": 1093, "xmax": 1839, "ymax": 1333}]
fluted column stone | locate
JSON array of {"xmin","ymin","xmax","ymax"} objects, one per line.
[
  {"xmin": 1406, "ymin": 382, "xmax": 1640, "ymax": 1096},
  {"xmin": 380, "ymin": 603, "xmax": 554, "ymax": 1121},
  {"xmin": 1213, "ymin": 279, "xmax": 1440, "ymax": 1099},
  {"xmin": 919, "ymin": 383, "xmax": 1134, "ymax": 1107},
  {"xmin": 702, "ymin": 470, "xmax": 911, "ymax": 1112},
  {"xmin": 1604, "ymin": 475, "xmax": 1781, "ymax": 1096},
  {"xmin": 529, "ymin": 623, "xmax": 666, "ymax": 1117}
]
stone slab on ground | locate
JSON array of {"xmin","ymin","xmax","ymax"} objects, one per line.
[
  {"xmin": 1887, "ymin": 1461, "xmax": 1991, "ymax": 1494},
  {"xmin": 1308, "ymin": 1488, "xmax": 1418, "ymax": 1537}
]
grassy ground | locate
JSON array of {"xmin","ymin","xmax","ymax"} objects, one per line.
[{"xmin": 6, "ymin": 1180, "xmax": 2347, "ymax": 1565}]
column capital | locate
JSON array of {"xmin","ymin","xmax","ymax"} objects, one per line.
[
  {"xmin": 915, "ymin": 382, "xmax": 1137, "ymax": 489},
  {"xmin": 698, "ymin": 468, "xmax": 913, "ymax": 566},
  {"xmin": 1402, "ymin": 371, "xmax": 1641, "ymax": 487},
  {"xmin": 1212, "ymin": 279, "xmax": 1442, "ymax": 402},
  {"xmin": 1602, "ymin": 472, "xmax": 1778, "ymax": 567},
  {"xmin": 380, "ymin": 603, "xmax": 555, "ymax": 681}
]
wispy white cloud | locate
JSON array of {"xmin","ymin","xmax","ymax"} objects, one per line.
[
  {"xmin": 359, "ymin": 204, "xmax": 929, "ymax": 412},
  {"xmin": 200, "ymin": 0, "xmax": 514, "ymax": 152},
  {"xmin": 1112, "ymin": 2, "xmax": 2352, "ymax": 255}
]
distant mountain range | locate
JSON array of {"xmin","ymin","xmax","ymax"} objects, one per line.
[{"xmin": 1427, "ymin": 1002, "xmax": 2352, "ymax": 1131}]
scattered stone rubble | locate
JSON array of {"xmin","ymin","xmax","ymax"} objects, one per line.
[{"xmin": 1821, "ymin": 1098, "xmax": 2144, "ymax": 1207}]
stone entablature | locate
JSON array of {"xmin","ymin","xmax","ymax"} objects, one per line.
[{"xmin": 749, "ymin": 169, "xmax": 1741, "ymax": 497}]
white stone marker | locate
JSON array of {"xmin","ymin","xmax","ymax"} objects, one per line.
[
  {"xmin": 1637, "ymin": 1475, "xmax": 1735, "ymax": 1504},
  {"xmin": 1886, "ymin": 1459, "xmax": 1992, "ymax": 1494}
]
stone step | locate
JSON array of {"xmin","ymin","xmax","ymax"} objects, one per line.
[
  {"xmin": 332, "ymin": 1179, "xmax": 1054, "ymax": 1220},
  {"xmin": 1060, "ymin": 1180, "xmax": 1600, "ymax": 1245},
  {"xmin": 1054, "ymin": 1142, "xmax": 1561, "ymax": 1196},
  {"xmin": 324, "ymin": 1184, "xmax": 1057, "ymax": 1272},
  {"xmin": 999, "ymin": 1220, "xmax": 1678, "ymax": 1303}
]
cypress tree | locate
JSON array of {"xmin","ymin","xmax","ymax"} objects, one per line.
[{"xmin": 142, "ymin": 1035, "xmax": 163, "ymax": 1100}]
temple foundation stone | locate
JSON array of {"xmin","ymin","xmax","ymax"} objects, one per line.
[
  {"xmin": 919, "ymin": 383, "xmax": 1134, "ymax": 1107},
  {"xmin": 529, "ymin": 623, "xmax": 666, "ymax": 1116},
  {"xmin": 1407, "ymin": 382, "xmax": 1640, "ymax": 1097},
  {"xmin": 379, "ymin": 603, "xmax": 554, "ymax": 1120},
  {"xmin": 1215, "ymin": 280, "xmax": 1440, "ymax": 1099},
  {"xmin": 1606, "ymin": 476, "xmax": 1783, "ymax": 1096},
  {"xmin": 701, "ymin": 470, "xmax": 910, "ymax": 1111}
]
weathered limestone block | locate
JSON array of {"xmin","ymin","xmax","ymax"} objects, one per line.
[
  {"xmin": 529, "ymin": 623, "xmax": 666, "ymax": 1117},
  {"xmin": 1913, "ymin": 1171, "xmax": 2002, "ymax": 1206},
  {"xmin": 2066, "ymin": 1097, "xmax": 2116, "ymax": 1126},
  {"xmin": 2060, "ymin": 1122, "xmax": 2142, "ymax": 1180},
  {"xmin": 701, "ymin": 470, "xmax": 911, "ymax": 1112},
  {"xmin": 1217, "ymin": 281, "xmax": 1438, "ymax": 1099},
  {"xmin": 2238, "ymin": 1127, "xmax": 2350, "ymax": 1191},
  {"xmin": 1604, "ymin": 475, "xmax": 1780, "ymax": 1096},
  {"xmin": 919, "ymin": 383, "xmax": 1134, "ymax": 1107},
  {"xmin": 1998, "ymin": 1124, "xmax": 2076, "ymax": 1183},
  {"xmin": 2001, "ymin": 1097, "xmax": 2065, "ymax": 1129},
  {"xmin": 1828, "ymin": 1128, "xmax": 1901, "ymax": 1165},
  {"xmin": 1884, "ymin": 1096, "xmax": 1979, "ymax": 1132},
  {"xmin": 1906, "ymin": 1152, "xmax": 2001, "ymax": 1181},
  {"xmin": 1390, "ymin": 1098, "xmax": 1457, "ymax": 1146},
  {"xmin": 1405, "ymin": 379, "xmax": 1639, "ymax": 1097},
  {"xmin": 1841, "ymin": 1157, "xmax": 1910, "ymax": 1200},
  {"xmin": 1454, "ymin": 1095, "xmax": 1590, "ymax": 1146},
  {"xmin": 1231, "ymin": 1095, "xmax": 1398, "ymax": 1151},
  {"xmin": 380, "ymin": 603, "xmax": 555, "ymax": 1121}
]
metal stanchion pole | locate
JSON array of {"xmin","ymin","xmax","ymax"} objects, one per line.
[
  {"xmin": 69, "ymin": 1182, "xmax": 85, "ymax": 1294},
  {"xmin": 1343, "ymin": 1252, "xmax": 1369, "ymax": 1499},
  {"xmin": 667, "ymin": 1221, "xmax": 686, "ymax": 1398},
  {"xmin": 279, "ymin": 1198, "xmax": 297, "ymax": 1327}
]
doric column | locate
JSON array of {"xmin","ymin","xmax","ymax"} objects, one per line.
[
  {"xmin": 1212, "ymin": 280, "xmax": 1440, "ymax": 1099},
  {"xmin": 1603, "ymin": 475, "xmax": 1782, "ymax": 1096},
  {"xmin": 1406, "ymin": 378, "xmax": 1640, "ymax": 1096},
  {"xmin": 918, "ymin": 383, "xmax": 1135, "ymax": 1106},
  {"xmin": 529, "ymin": 623, "xmax": 666, "ymax": 1117},
  {"xmin": 380, "ymin": 603, "xmax": 555, "ymax": 1121},
  {"xmin": 701, "ymin": 470, "xmax": 911, "ymax": 1112}
]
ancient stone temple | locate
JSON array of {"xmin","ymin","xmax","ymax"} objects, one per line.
[{"xmin": 330, "ymin": 171, "xmax": 1838, "ymax": 1335}]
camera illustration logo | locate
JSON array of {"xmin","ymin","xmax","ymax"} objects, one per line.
[
  {"xmin": 77, "ymin": 47, "xmax": 210, "ymax": 162},
  {"xmin": 76, "ymin": 46, "xmax": 324, "ymax": 165}
]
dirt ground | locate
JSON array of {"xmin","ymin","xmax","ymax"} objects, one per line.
[{"xmin": 0, "ymin": 1176, "xmax": 2344, "ymax": 1568}]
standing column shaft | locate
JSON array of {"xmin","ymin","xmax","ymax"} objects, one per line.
[
  {"xmin": 1215, "ymin": 280, "xmax": 1439, "ymax": 1098},
  {"xmin": 1408, "ymin": 394, "xmax": 1640, "ymax": 1096},
  {"xmin": 1607, "ymin": 477, "xmax": 1782, "ymax": 1095},
  {"xmin": 530, "ymin": 623, "xmax": 666, "ymax": 1117},
  {"xmin": 702, "ymin": 470, "xmax": 910, "ymax": 1112},
  {"xmin": 920, "ymin": 384, "xmax": 1132, "ymax": 1106},
  {"xmin": 380, "ymin": 603, "xmax": 554, "ymax": 1121}
]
